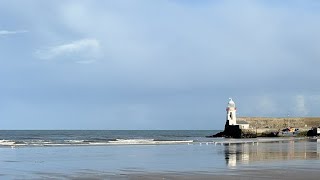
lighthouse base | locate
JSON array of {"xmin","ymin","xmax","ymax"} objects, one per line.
[
  {"xmin": 206, "ymin": 121, "xmax": 256, "ymax": 138},
  {"xmin": 224, "ymin": 124, "xmax": 242, "ymax": 138}
]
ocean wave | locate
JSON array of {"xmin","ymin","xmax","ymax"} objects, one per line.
[
  {"xmin": 64, "ymin": 140, "xmax": 85, "ymax": 143},
  {"xmin": 0, "ymin": 140, "xmax": 16, "ymax": 146},
  {"xmin": 108, "ymin": 139, "xmax": 194, "ymax": 145},
  {"xmin": 0, "ymin": 138, "xmax": 195, "ymax": 147}
]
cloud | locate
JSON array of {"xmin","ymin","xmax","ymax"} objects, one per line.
[
  {"xmin": 34, "ymin": 38, "xmax": 101, "ymax": 63},
  {"xmin": 1, "ymin": 1, "xmax": 320, "ymax": 129},
  {"xmin": 51, "ymin": 0, "xmax": 320, "ymax": 90},
  {"xmin": 0, "ymin": 30, "xmax": 28, "ymax": 36}
]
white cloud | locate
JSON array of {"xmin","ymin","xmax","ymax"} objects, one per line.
[
  {"xmin": 51, "ymin": 0, "xmax": 320, "ymax": 89},
  {"xmin": 2, "ymin": 1, "xmax": 320, "ymax": 129},
  {"xmin": 0, "ymin": 30, "xmax": 28, "ymax": 36},
  {"xmin": 34, "ymin": 38, "xmax": 101, "ymax": 63}
]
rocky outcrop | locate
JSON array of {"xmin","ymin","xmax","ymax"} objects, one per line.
[{"xmin": 207, "ymin": 120, "xmax": 256, "ymax": 138}]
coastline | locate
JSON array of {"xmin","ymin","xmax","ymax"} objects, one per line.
[{"xmin": 1, "ymin": 131, "xmax": 319, "ymax": 179}]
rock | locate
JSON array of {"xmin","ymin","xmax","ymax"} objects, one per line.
[
  {"xmin": 307, "ymin": 129, "xmax": 316, "ymax": 136},
  {"xmin": 206, "ymin": 131, "xmax": 225, "ymax": 138}
]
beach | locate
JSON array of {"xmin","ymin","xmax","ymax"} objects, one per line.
[
  {"xmin": 0, "ymin": 131, "xmax": 320, "ymax": 179},
  {"xmin": 122, "ymin": 168, "xmax": 320, "ymax": 180},
  {"xmin": 28, "ymin": 168, "xmax": 320, "ymax": 180}
]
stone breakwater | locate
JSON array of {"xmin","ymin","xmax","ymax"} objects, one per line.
[
  {"xmin": 238, "ymin": 117, "xmax": 320, "ymax": 131},
  {"xmin": 208, "ymin": 117, "xmax": 320, "ymax": 138}
]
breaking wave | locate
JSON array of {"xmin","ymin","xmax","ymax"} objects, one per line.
[
  {"xmin": 108, "ymin": 139, "xmax": 193, "ymax": 145},
  {"xmin": 0, "ymin": 139, "xmax": 194, "ymax": 147},
  {"xmin": 0, "ymin": 130, "xmax": 217, "ymax": 147}
]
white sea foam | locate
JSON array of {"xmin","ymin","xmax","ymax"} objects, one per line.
[
  {"xmin": 0, "ymin": 140, "xmax": 16, "ymax": 146},
  {"xmin": 0, "ymin": 137, "xmax": 303, "ymax": 147},
  {"xmin": 64, "ymin": 140, "xmax": 85, "ymax": 143},
  {"xmin": 212, "ymin": 137, "xmax": 304, "ymax": 145},
  {"xmin": 88, "ymin": 142, "xmax": 111, "ymax": 145},
  {"xmin": 108, "ymin": 139, "xmax": 193, "ymax": 145}
]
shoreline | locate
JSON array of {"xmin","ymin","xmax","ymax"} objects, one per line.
[{"xmin": 1, "ymin": 138, "xmax": 319, "ymax": 179}]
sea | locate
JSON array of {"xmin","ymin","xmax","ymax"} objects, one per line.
[
  {"xmin": 0, "ymin": 130, "xmax": 215, "ymax": 147},
  {"xmin": 1, "ymin": 130, "xmax": 320, "ymax": 179}
]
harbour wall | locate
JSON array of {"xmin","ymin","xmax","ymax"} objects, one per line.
[{"xmin": 238, "ymin": 117, "xmax": 320, "ymax": 132}]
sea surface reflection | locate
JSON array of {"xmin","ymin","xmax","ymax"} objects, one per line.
[{"xmin": 224, "ymin": 138, "xmax": 320, "ymax": 167}]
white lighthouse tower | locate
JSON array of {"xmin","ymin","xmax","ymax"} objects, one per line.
[{"xmin": 226, "ymin": 98, "xmax": 237, "ymax": 125}]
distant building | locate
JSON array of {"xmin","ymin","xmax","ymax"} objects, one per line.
[
  {"xmin": 226, "ymin": 98, "xmax": 249, "ymax": 129},
  {"xmin": 237, "ymin": 120, "xmax": 250, "ymax": 130}
]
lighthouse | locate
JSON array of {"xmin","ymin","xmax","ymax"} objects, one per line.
[
  {"xmin": 207, "ymin": 98, "xmax": 253, "ymax": 138},
  {"xmin": 226, "ymin": 98, "xmax": 237, "ymax": 125}
]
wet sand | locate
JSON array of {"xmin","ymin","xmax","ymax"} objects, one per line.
[
  {"xmin": 35, "ymin": 168, "xmax": 320, "ymax": 180},
  {"xmin": 1, "ymin": 138, "xmax": 320, "ymax": 179},
  {"xmin": 125, "ymin": 169, "xmax": 320, "ymax": 180}
]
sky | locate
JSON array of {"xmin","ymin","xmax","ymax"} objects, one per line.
[{"xmin": 0, "ymin": 0, "xmax": 320, "ymax": 130}]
